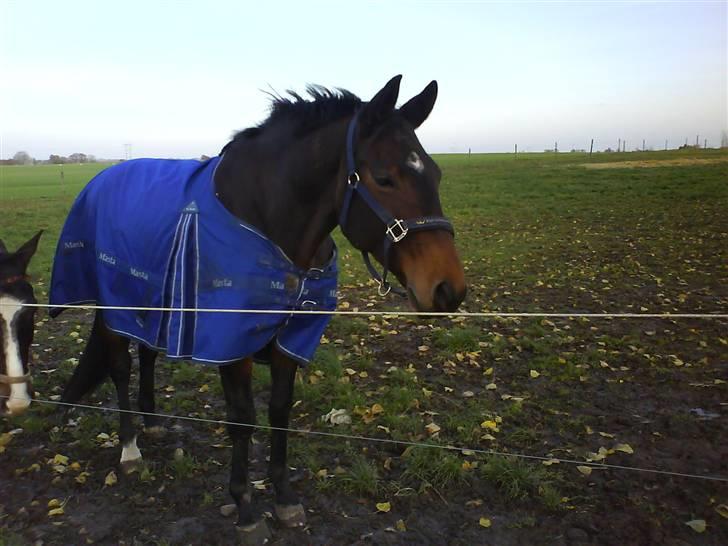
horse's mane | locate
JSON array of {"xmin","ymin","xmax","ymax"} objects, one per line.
[{"xmin": 221, "ymin": 85, "xmax": 361, "ymax": 154}]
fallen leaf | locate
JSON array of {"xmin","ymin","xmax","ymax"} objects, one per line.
[
  {"xmin": 685, "ymin": 519, "xmax": 706, "ymax": 533},
  {"xmin": 48, "ymin": 498, "xmax": 62, "ymax": 508},
  {"xmin": 425, "ymin": 423, "xmax": 441, "ymax": 436},
  {"xmin": 376, "ymin": 501, "xmax": 391, "ymax": 513},
  {"xmin": 104, "ymin": 470, "xmax": 118, "ymax": 487},
  {"xmin": 48, "ymin": 507, "xmax": 64, "ymax": 517},
  {"xmin": 480, "ymin": 420, "xmax": 499, "ymax": 431},
  {"xmin": 198, "ymin": 384, "xmax": 209, "ymax": 393},
  {"xmin": 576, "ymin": 466, "xmax": 592, "ymax": 476},
  {"xmin": 485, "ymin": 383, "xmax": 497, "ymax": 390},
  {"xmin": 479, "ymin": 517, "xmax": 492, "ymax": 528},
  {"xmin": 395, "ymin": 519, "xmax": 406, "ymax": 532},
  {"xmin": 613, "ymin": 443, "xmax": 634, "ymax": 454},
  {"xmin": 715, "ymin": 504, "xmax": 728, "ymax": 519},
  {"xmin": 52, "ymin": 454, "xmax": 69, "ymax": 466},
  {"xmin": 529, "ymin": 370, "xmax": 540, "ymax": 378}
]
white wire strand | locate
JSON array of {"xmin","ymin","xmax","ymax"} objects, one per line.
[
  {"xmin": 9, "ymin": 301, "xmax": 728, "ymax": 319},
  {"xmin": 2, "ymin": 394, "xmax": 725, "ymax": 483}
]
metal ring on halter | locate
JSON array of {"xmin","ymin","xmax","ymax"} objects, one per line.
[
  {"xmin": 347, "ymin": 172, "xmax": 360, "ymax": 187},
  {"xmin": 377, "ymin": 281, "xmax": 392, "ymax": 297}
]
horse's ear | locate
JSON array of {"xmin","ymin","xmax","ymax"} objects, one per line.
[
  {"xmin": 359, "ymin": 75, "xmax": 402, "ymax": 136},
  {"xmin": 13, "ymin": 230, "xmax": 43, "ymax": 273},
  {"xmin": 399, "ymin": 80, "xmax": 438, "ymax": 129}
]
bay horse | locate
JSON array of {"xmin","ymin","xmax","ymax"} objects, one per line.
[
  {"xmin": 0, "ymin": 231, "xmax": 42, "ymax": 416},
  {"xmin": 51, "ymin": 76, "xmax": 466, "ymax": 543}
]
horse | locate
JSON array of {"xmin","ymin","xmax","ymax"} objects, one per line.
[
  {"xmin": 0, "ymin": 231, "xmax": 42, "ymax": 416},
  {"xmin": 50, "ymin": 75, "xmax": 466, "ymax": 544}
]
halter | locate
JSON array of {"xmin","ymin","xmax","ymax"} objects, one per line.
[
  {"xmin": 338, "ymin": 112, "xmax": 454, "ymax": 296},
  {"xmin": 0, "ymin": 274, "xmax": 32, "ymax": 386}
]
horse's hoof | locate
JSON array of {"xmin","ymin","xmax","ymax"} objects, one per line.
[
  {"xmin": 143, "ymin": 425, "xmax": 167, "ymax": 437},
  {"xmin": 275, "ymin": 503, "xmax": 306, "ymax": 528},
  {"xmin": 120, "ymin": 458, "xmax": 143, "ymax": 475},
  {"xmin": 235, "ymin": 519, "xmax": 271, "ymax": 546}
]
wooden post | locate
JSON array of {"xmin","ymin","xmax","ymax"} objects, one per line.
[
  {"xmin": 514, "ymin": 143, "xmax": 517, "ymax": 157},
  {"xmin": 554, "ymin": 141, "xmax": 558, "ymax": 154},
  {"xmin": 618, "ymin": 138, "xmax": 621, "ymax": 152},
  {"xmin": 589, "ymin": 139, "xmax": 594, "ymax": 157},
  {"xmin": 704, "ymin": 138, "xmax": 707, "ymax": 149},
  {"xmin": 642, "ymin": 139, "xmax": 645, "ymax": 151}
]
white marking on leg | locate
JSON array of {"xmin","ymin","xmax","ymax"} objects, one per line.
[
  {"xmin": 120, "ymin": 435, "xmax": 142, "ymax": 463},
  {"xmin": 0, "ymin": 295, "xmax": 31, "ymax": 414},
  {"xmin": 406, "ymin": 151, "xmax": 424, "ymax": 173}
]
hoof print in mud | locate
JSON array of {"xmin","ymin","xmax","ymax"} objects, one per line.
[
  {"xmin": 235, "ymin": 519, "xmax": 272, "ymax": 546},
  {"xmin": 275, "ymin": 503, "xmax": 306, "ymax": 528}
]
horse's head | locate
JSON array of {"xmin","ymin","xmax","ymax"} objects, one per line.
[
  {"xmin": 0, "ymin": 231, "xmax": 42, "ymax": 416},
  {"xmin": 338, "ymin": 76, "xmax": 466, "ymax": 312}
]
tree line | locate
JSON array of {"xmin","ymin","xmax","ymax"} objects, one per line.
[{"xmin": 1, "ymin": 151, "xmax": 98, "ymax": 165}]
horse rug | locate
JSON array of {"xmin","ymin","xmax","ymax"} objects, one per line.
[{"xmin": 49, "ymin": 156, "xmax": 337, "ymax": 365}]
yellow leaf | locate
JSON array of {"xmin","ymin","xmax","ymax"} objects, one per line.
[
  {"xmin": 685, "ymin": 519, "xmax": 706, "ymax": 533},
  {"xmin": 198, "ymin": 384, "xmax": 209, "ymax": 393},
  {"xmin": 480, "ymin": 433, "xmax": 496, "ymax": 441},
  {"xmin": 104, "ymin": 470, "xmax": 118, "ymax": 487},
  {"xmin": 542, "ymin": 459, "xmax": 560, "ymax": 466},
  {"xmin": 48, "ymin": 507, "xmax": 65, "ymax": 517},
  {"xmin": 370, "ymin": 403, "xmax": 384, "ymax": 415},
  {"xmin": 480, "ymin": 420, "xmax": 499, "ymax": 431},
  {"xmin": 48, "ymin": 498, "xmax": 62, "ymax": 508},
  {"xmin": 75, "ymin": 472, "xmax": 89, "ymax": 484},
  {"xmin": 52, "ymin": 454, "xmax": 69, "ymax": 466},
  {"xmin": 479, "ymin": 517, "xmax": 492, "ymax": 528},
  {"xmin": 529, "ymin": 370, "xmax": 540, "ymax": 378},
  {"xmin": 576, "ymin": 466, "xmax": 592, "ymax": 476},
  {"xmin": 69, "ymin": 462, "xmax": 81, "ymax": 471},
  {"xmin": 425, "ymin": 423, "xmax": 441, "ymax": 435},
  {"xmin": 613, "ymin": 443, "xmax": 634, "ymax": 454},
  {"xmin": 376, "ymin": 501, "xmax": 391, "ymax": 513},
  {"xmin": 0, "ymin": 433, "xmax": 12, "ymax": 448},
  {"xmin": 396, "ymin": 519, "xmax": 407, "ymax": 532},
  {"xmin": 485, "ymin": 383, "xmax": 497, "ymax": 390},
  {"xmin": 484, "ymin": 367, "xmax": 493, "ymax": 376},
  {"xmin": 358, "ymin": 371, "xmax": 369, "ymax": 378},
  {"xmin": 715, "ymin": 504, "xmax": 728, "ymax": 519}
]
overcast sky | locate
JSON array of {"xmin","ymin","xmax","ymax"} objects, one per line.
[{"xmin": 1, "ymin": 0, "xmax": 725, "ymax": 159}]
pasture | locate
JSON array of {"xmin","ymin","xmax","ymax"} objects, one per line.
[{"xmin": 1, "ymin": 149, "xmax": 727, "ymax": 545}]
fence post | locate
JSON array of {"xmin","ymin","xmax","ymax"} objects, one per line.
[{"xmin": 589, "ymin": 139, "xmax": 593, "ymax": 157}]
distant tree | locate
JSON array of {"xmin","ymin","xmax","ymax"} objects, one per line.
[
  {"xmin": 68, "ymin": 153, "xmax": 88, "ymax": 163},
  {"xmin": 721, "ymin": 130, "xmax": 728, "ymax": 148},
  {"xmin": 12, "ymin": 151, "xmax": 33, "ymax": 165},
  {"xmin": 87, "ymin": 154, "xmax": 97, "ymax": 163},
  {"xmin": 49, "ymin": 154, "xmax": 66, "ymax": 164}
]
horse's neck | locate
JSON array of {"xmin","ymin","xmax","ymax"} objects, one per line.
[{"xmin": 215, "ymin": 122, "xmax": 345, "ymax": 269}]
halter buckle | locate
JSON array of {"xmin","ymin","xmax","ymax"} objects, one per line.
[
  {"xmin": 347, "ymin": 171, "xmax": 360, "ymax": 188},
  {"xmin": 385, "ymin": 219, "xmax": 408, "ymax": 243}
]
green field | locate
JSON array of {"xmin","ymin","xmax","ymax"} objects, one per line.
[{"xmin": 1, "ymin": 149, "xmax": 727, "ymax": 544}]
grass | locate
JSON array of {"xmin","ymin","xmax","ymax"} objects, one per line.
[{"xmin": 2, "ymin": 148, "xmax": 726, "ymax": 541}]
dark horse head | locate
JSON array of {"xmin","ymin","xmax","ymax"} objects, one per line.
[
  {"xmin": 0, "ymin": 231, "xmax": 42, "ymax": 416},
  {"xmin": 217, "ymin": 75, "xmax": 466, "ymax": 312}
]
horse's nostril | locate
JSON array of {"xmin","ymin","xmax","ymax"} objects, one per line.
[{"xmin": 433, "ymin": 281, "xmax": 455, "ymax": 312}]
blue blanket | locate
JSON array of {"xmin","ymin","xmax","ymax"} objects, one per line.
[{"xmin": 49, "ymin": 156, "xmax": 337, "ymax": 365}]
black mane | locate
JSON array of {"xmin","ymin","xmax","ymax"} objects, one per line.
[{"xmin": 222, "ymin": 86, "xmax": 361, "ymax": 153}]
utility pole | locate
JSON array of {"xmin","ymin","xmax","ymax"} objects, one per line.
[
  {"xmin": 554, "ymin": 141, "xmax": 558, "ymax": 153},
  {"xmin": 618, "ymin": 138, "xmax": 621, "ymax": 152},
  {"xmin": 642, "ymin": 139, "xmax": 645, "ymax": 151},
  {"xmin": 589, "ymin": 138, "xmax": 594, "ymax": 157},
  {"xmin": 514, "ymin": 143, "xmax": 517, "ymax": 157},
  {"xmin": 665, "ymin": 139, "xmax": 668, "ymax": 151},
  {"xmin": 704, "ymin": 138, "xmax": 707, "ymax": 149},
  {"xmin": 696, "ymin": 135, "xmax": 699, "ymax": 147}
]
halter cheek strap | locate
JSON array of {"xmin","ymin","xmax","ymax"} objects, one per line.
[{"xmin": 338, "ymin": 112, "xmax": 455, "ymax": 297}]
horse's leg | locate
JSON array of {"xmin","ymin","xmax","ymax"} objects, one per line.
[
  {"xmin": 219, "ymin": 358, "xmax": 271, "ymax": 545},
  {"xmin": 138, "ymin": 344, "xmax": 164, "ymax": 436},
  {"xmin": 107, "ymin": 334, "xmax": 141, "ymax": 474},
  {"xmin": 268, "ymin": 348, "xmax": 305, "ymax": 527},
  {"xmin": 61, "ymin": 312, "xmax": 111, "ymax": 406}
]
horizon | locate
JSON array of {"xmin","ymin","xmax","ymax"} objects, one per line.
[{"xmin": 1, "ymin": 1, "xmax": 725, "ymax": 160}]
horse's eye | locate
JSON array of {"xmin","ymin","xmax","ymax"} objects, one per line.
[{"xmin": 375, "ymin": 177, "xmax": 395, "ymax": 188}]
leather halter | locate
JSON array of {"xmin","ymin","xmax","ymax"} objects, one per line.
[{"xmin": 338, "ymin": 112, "xmax": 454, "ymax": 296}]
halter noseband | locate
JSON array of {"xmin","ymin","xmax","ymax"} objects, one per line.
[{"xmin": 338, "ymin": 112, "xmax": 454, "ymax": 296}]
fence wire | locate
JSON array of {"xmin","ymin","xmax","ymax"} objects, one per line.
[{"xmin": 2, "ymin": 394, "xmax": 726, "ymax": 483}]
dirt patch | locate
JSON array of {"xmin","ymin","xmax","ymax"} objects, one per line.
[{"xmin": 582, "ymin": 157, "xmax": 728, "ymax": 169}]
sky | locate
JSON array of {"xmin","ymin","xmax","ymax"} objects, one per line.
[{"xmin": 1, "ymin": 0, "xmax": 726, "ymax": 159}]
